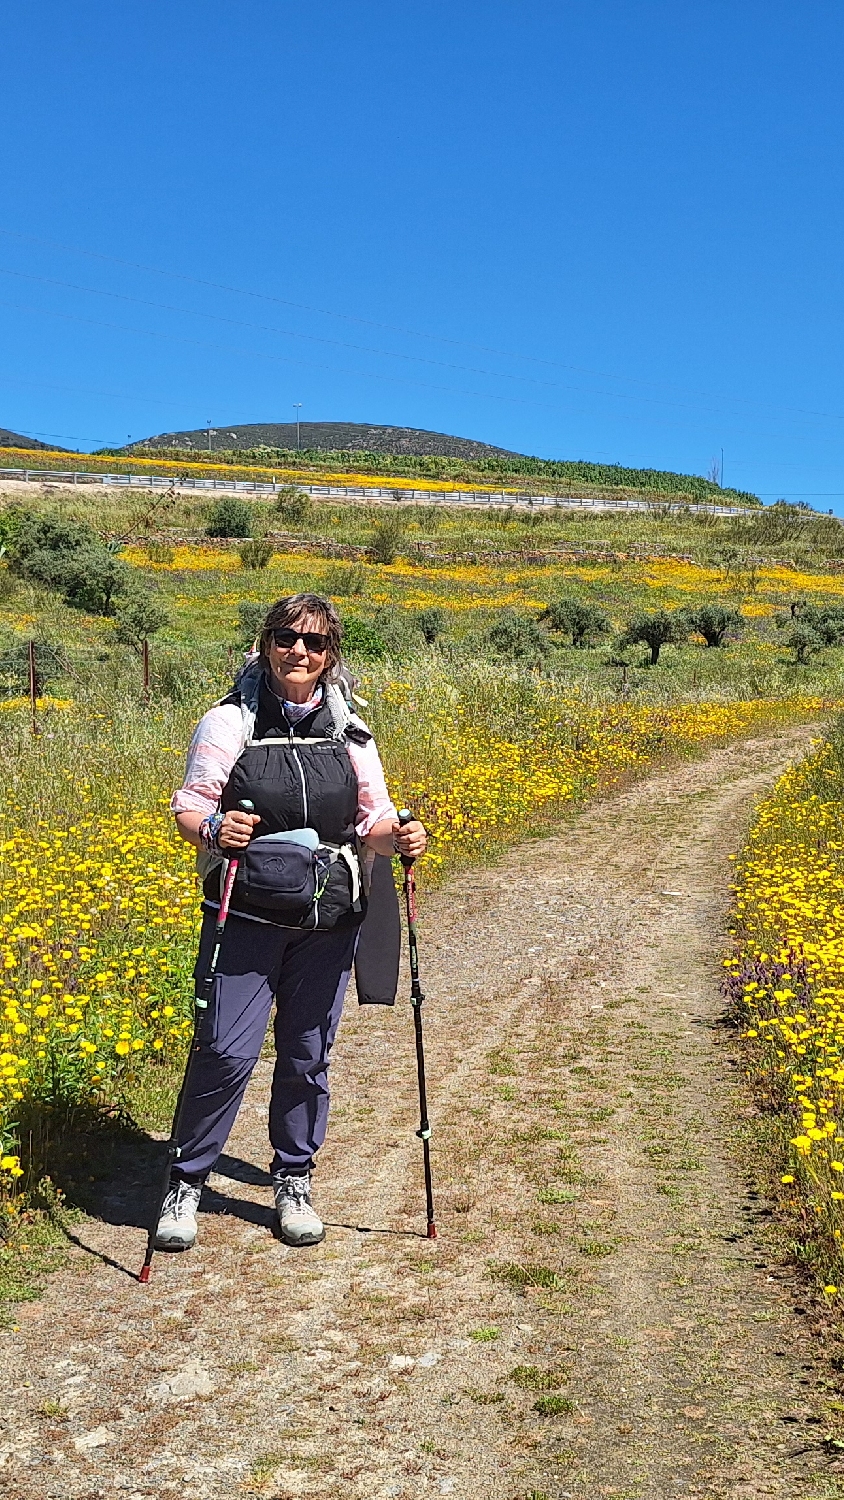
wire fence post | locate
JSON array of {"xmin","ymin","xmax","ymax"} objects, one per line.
[
  {"xmin": 142, "ymin": 638, "xmax": 150, "ymax": 701},
  {"xmin": 28, "ymin": 639, "xmax": 41, "ymax": 736}
]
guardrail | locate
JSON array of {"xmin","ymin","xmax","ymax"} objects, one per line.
[{"xmin": 0, "ymin": 464, "xmax": 757, "ymax": 517}]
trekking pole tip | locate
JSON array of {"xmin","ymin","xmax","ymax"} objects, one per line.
[
  {"xmin": 139, "ymin": 1263, "xmax": 151, "ymax": 1284},
  {"xmin": 427, "ymin": 1222, "xmax": 438, "ymax": 1240}
]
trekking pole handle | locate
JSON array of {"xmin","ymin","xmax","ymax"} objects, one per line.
[{"xmin": 397, "ymin": 807, "xmax": 416, "ymax": 869}]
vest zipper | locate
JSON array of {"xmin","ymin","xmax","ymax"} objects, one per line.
[
  {"xmin": 289, "ymin": 731, "xmax": 314, "ymax": 922},
  {"xmin": 291, "ymin": 745, "xmax": 309, "ymax": 825}
]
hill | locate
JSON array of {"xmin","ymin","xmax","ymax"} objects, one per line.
[
  {"xmin": 112, "ymin": 422, "xmax": 758, "ymax": 506},
  {"xmin": 126, "ymin": 421, "xmax": 521, "ymax": 460},
  {"xmin": 0, "ymin": 427, "xmax": 69, "ymax": 451}
]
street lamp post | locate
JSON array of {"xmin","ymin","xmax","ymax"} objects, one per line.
[{"xmin": 293, "ymin": 403, "xmax": 303, "ymax": 452}]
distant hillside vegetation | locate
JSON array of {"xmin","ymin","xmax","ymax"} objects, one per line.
[
  {"xmin": 111, "ymin": 421, "xmax": 757, "ymax": 505},
  {"xmin": 126, "ymin": 422, "xmax": 520, "ymax": 460},
  {"xmin": 0, "ymin": 428, "xmax": 69, "ymax": 452}
]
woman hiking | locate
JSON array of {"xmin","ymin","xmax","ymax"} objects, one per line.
[{"xmin": 155, "ymin": 592, "xmax": 426, "ymax": 1251}]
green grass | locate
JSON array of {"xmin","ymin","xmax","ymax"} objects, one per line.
[
  {"xmin": 509, "ymin": 1365, "xmax": 567, "ymax": 1391},
  {"xmin": 0, "ymin": 1199, "xmax": 70, "ymax": 1317},
  {"xmin": 6, "ymin": 478, "xmax": 844, "ymax": 571},
  {"xmin": 0, "ymin": 485, "xmax": 839, "ymax": 1305},
  {"xmin": 532, "ymin": 1395, "xmax": 574, "ymax": 1416},
  {"xmin": 4, "ymin": 484, "xmax": 844, "ymax": 712},
  {"xmin": 488, "ymin": 1261, "xmax": 565, "ymax": 1291}
]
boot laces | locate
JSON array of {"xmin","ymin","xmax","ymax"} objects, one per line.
[
  {"xmin": 163, "ymin": 1182, "xmax": 200, "ymax": 1221},
  {"xmin": 276, "ymin": 1175, "xmax": 312, "ymax": 1213}
]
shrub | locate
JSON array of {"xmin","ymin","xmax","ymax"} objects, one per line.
[
  {"xmin": 782, "ymin": 603, "xmax": 844, "ymax": 646},
  {"xmin": 113, "ymin": 588, "xmax": 170, "ymax": 652},
  {"xmin": 539, "ymin": 598, "xmax": 610, "ymax": 647},
  {"xmin": 8, "ymin": 514, "xmax": 97, "ymax": 589},
  {"xmin": 619, "ymin": 608, "xmax": 686, "ymax": 665},
  {"xmin": 237, "ymin": 600, "xmax": 265, "ymax": 648},
  {"xmin": 483, "ymin": 609, "xmax": 548, "ymax": 661},
  {"xmin": 369, "ymin": 513, "xmax": 405, "ymax": 565},
  {"xmin": 238, "ymin": 538, "xmax": 273, "ymax": 570},
  {"xmin": 274, "ymin": 487, "xmax": 311, "ymax": 526},
  {"xmin": 372, "ymin": 605, "xmax": 420, "ymax": 656},
  {"xmin": 206, "ymin": 497, "xmax": 253, "ymax": 538},
  {"xmin": 412, "ymin": 606, "xmax": 447, "ymax": 644},
  {"xmin": 785, "ymin": 622, "xmax": 824, "ymax": 663},
  {"xmin": 340, "ymin": 616, "xmax": 387, "ymax": 661},
  {"xmin": 0, "ymin": 503, "xmax": 27, "ymax": 545},
  {"xmin": 6, "ymin": 514, "xmax": 133, "ymax": 615},
  {"xmin": 682, "ymin": 602, "xmax": 744, "ymax": 647},
  {"xmin": 61, "ymin": 550, "xmax": 130, "ymax": 615},
  {"xmin": 323, "ymin": 562, "xmax": 368, "ymax": 596}
]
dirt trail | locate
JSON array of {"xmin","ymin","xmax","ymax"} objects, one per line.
[{"xmin": 1, "ymin": 725, "xmax": 839, "ymax": 1500}]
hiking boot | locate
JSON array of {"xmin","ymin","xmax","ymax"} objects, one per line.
[
  {"xmin": 273, "ymin": 1172, "xmax": 325, "ymax": 1247},
  {"xmin": 154, "ymin": 1180, "xmax": 202, "ymax": 1251}
]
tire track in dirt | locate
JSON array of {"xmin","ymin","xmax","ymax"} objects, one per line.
[{"xmin": 0, "ymin": 724, "xmax": 837, "ymax": 1500}]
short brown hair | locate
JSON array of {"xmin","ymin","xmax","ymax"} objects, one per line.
[{"xmin": 259, "ymin": 593, "xmax": 343, "ymax": 679}]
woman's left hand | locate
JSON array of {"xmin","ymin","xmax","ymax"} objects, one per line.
[{"xmin": 392, "ymin": 818, "xmax": 427, "ymax": 859}]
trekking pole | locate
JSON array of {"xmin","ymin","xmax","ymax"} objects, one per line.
[
  {"xmin": 397, "ymin": 808, "xmax": 437, "ymax": 1240},
  {"xmin": 139, "ymin": 799, "xmax": 255, "ymax": 1284}
]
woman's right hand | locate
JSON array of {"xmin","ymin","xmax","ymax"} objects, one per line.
[{"xmin": 218, "ymin": 809, "xmax": 261, "ymax": 849}]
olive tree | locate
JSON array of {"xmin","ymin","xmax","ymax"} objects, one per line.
[
  {"xmin": 682, "ymin": 603, "xmax": 744, "ymax": 648},
  {"xmin": 619, "ymin": 609, "xmax": 687, "ymax": 666},
  {"xmin": 539, "ymin": 598, "xmax": 611, "ymax": 648}
]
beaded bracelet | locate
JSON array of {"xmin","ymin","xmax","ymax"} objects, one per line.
[{"xmin": 199, "ymin": 812, "xmax": 225, "ymax": 854}]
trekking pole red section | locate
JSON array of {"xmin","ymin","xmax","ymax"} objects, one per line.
[
  {"xmin": 397, "ymin": 809, "xmax": 436, "ymax": 1240},
  {"xmin": 139, "ymin": 800, "xmax": 254, "ymax": 1284}
]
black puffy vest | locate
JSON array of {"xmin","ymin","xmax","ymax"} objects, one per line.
[{"xmin": 205, "ymin": 677, "xmax": 366, "ymax": 930}]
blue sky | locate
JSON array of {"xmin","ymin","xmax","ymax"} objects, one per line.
[{"xmin": 1, "ymin": 1, "xmax": 843, "ymax": 505}]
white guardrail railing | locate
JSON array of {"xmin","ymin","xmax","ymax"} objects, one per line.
[{"xmin": 0, "ymin": 465, "xmax": 757, "ymax": 517}]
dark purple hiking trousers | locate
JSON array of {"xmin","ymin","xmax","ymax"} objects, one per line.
[{"xmin": 173, "ymin": 911, "xmax": 357, "ymax": 1180}]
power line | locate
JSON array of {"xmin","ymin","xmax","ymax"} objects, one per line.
[
  {"xmin": 0, "ymin": 295, "xmax": 562, "ymax": 414},
  {"xmin": 0, "ymin": 371, "xmax": 180, "ymax": 407},
  {"xmin": 0, "ymin": 264, "xmax": 795, "ymax": 424},
  {"xmin": 2, "ymin": 424, "xmax": 119, "ymax": 443},
  {"xmin": 5, "ymin": 265, "xmax": 844, "ymax": 440},
  {"xmin": 2, "ymin": 223, "xmax": 841, "ymax": 427}
]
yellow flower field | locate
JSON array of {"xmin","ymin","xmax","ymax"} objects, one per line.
[
  {"xmin": 381, "ymin": 691, "xmax": 836, "ymax": 874},
  {"xmin": 1, "ymin": 446, "xmax": 506, "ymax": 495},
  {"xmin": 726, "ymin": 732, "xmax": 844, "ymax": 1288},
  {"xmin": 0, "ymin": 686, "xmax": 831, "ymax": 1199},
  {"xmin": 0, "ymin": 795, "xmax": 197, "ymax": 1190}
]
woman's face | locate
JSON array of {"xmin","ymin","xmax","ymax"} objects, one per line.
[{"xmin": 266, "ymin": 614, "xmax": 329, "ymax": 699}]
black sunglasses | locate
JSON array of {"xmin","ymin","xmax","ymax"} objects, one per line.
[{"xmin": 272, "ymin": 627, "xmax": 329, "ymax": 653}]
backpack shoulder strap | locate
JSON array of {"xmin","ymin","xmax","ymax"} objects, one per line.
[
  {"xmin": 216, "ymin": 656, "xmax": 262, "ymax": 746},
  {"xmin": 326, "ymin": 681, "xmax": 372, "ymax": 744}
]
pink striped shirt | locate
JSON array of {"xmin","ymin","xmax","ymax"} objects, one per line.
[{"xmin": 170, "ymin": 699, "xmax": 397, "ymax": 838}]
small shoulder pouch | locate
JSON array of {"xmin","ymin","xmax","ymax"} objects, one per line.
[{"xmin": 235, "ymin": 829, "xmax": 319, "ymax": 918}]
